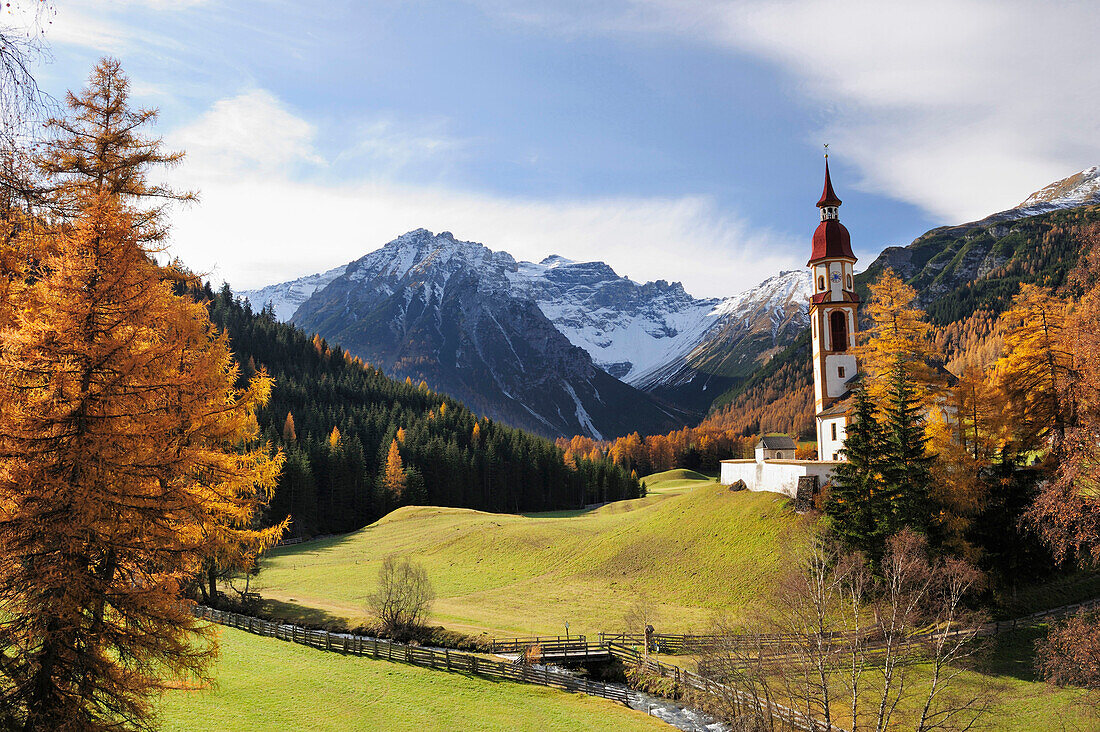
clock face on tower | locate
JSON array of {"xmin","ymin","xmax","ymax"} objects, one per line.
[{"xmin": 831, "ymin": 272, "xmax": 842, "ymax": 282}]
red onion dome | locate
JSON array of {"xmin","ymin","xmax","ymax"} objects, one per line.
[{"xmin": 808, "ymin": 220, "xmax": 855, "ymax": 264}]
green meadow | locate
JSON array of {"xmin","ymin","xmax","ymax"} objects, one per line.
[
  {"xmin": 256, "ymin": 471, "xmax": 810, "ymax": 636},
  {"xmin": 157, "ymin": 626, "xmax": 669, "ymax": 732}
]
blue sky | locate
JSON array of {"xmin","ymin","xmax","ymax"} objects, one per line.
[{"xmin": 13, "ymin": 0, "xmax": 1100, "ymax": 297}]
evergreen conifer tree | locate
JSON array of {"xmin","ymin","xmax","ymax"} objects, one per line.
[
  {"xmin": 881, "ymin": 359, "xmax": 936, "ymax": 538},
  {"xmin": 825, "ymin": 383, "xmax": 889, "ymax": 557}
]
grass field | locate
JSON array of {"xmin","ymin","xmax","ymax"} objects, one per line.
[
  {"xmin": 157, "ymin": 626, "xmax": 669, "ymax": 732},
  {"xmin": 256, "ymin": 471, "xmax": 810, "ymax": 636}
]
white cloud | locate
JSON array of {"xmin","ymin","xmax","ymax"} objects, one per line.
[
  {"xmin": 165, "ymin": 90, "xmax": 796, "ymax": 298},
  {"xmin": 478, "ymin": 0, "xmax": 1100, "ymax": 222},
  {"xmin": 171, "ymin": 89, "xmax": 322, "ymax": 178},
  {"xmin": 45, "ymin": 6, "xmax": 136, "ymax": 53}
]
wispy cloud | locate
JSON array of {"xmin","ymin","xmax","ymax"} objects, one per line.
[
  {"xmin": 165, "ymin": 89, "xmax": 797, "ymax": 297},
  {"xmin": 336, "ymin": 116, "xmax": 469, "ymax": 177},
  {"xmin": 477, "ymin": 0, "xmax": 1100, "ymax": 222}
]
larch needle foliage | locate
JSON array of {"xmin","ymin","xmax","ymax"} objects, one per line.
[
  {"xmin": 0, "ymin": 59, "xmax": 284, "ymax": 730},
  {"xmin": 853, "ymin": 268, "xmax": 940, "ymax": 406}
]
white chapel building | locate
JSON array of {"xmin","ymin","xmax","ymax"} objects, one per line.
[{"xmin": 720, "ymin": 158, "xmax": 859, "ymax": 500}]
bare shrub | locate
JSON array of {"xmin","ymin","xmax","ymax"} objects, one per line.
[
  {"xmin": 698, "ymin": 530, "xmax": 995, "ymax": 731},
  {"xmin": 367, "ymin": 556, "xmax": 435, "ymax": 632}
]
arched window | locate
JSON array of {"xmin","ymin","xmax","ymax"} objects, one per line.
[
  {"xmin": 818, "ymin": 275, "xmax": 825, "ymax": 291},
  {"xmin": 775, "ymin": 452, "xmax": 783, "ymax": 459},
  {"xmin": 846, "ymin": 274, "xmax": 852, "ymax": 289},
  {"xmin": 830, "ymin": 310, "xmax": 848, "ymax": 352}
]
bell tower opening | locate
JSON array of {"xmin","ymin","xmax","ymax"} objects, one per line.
[{"xmin": 829, "ymin": 311, "xmax": 848, "ymax": 352}]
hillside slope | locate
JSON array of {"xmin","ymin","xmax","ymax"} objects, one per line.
[{"xmin": 257, "ymin": 478, "xmax": 810, "ymax": 636}]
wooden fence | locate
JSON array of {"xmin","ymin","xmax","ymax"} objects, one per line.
[
  {"xmin": 487, "ymin": 635, "xmax": 590, "ymax": 655},
  {"xmin": 600, "ymin": 595, "xmax": 1100, "ymax": 657},
  {"xmin": 604, "ymin": 642, "xmax": 843, "ymax": 732},
  {"xmin": 193, "ymin": 606, "xmax": 630, "ymax": 705}
]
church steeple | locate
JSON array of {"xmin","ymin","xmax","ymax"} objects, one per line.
[
  {"xmin": 817, "ymin": 158, "xmax": 842, "ymax": 220},
  {"xmin": 808, "ymin": 155, "xmax": 856, "ymax": 265},
  {"xmin": 807, "ymin": 150, "xmax": 860, "ymax": 462}
]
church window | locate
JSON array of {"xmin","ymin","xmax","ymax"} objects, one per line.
[
  {"xmin": 838, "ymin": 366, "xmax": 846, "ymax": 378},
  {"xmin": 831, "ymin": 423, "xmax": 837, "ymax": 440},
  {"xmin": 776, "ymin": 452, "xmax": 783, "ymax": 459},
  {"xmin": 846, "ymin": 274, "xmax": 852, "ymax": 289},
  {"xmin": 830, "ymin": 311, "xmax": 848, "ymax": 352},
  {"xmin": 818, "ymin": 275, "xmax": 825, "ymax": 291}
]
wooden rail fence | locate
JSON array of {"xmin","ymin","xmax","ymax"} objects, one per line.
[
  {"xmin": 604, "ymin": 642, "xmax": 843, "ymax": 732},
  {"xmin": 487, "ymin": 635, "xmax": 589, "ymax": 654},
  {"xmin": 193, "ymin": 606, "xmax": 630, "ymax": 705},
  {"xmin": 600, "ymin": 596, "xmax": 1100, "ymax": 657}
]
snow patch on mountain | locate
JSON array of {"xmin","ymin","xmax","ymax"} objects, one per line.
[
  {"xmin": 507, "ymin": 257, "xmax": 720, "ymax": 384},
  {"xmin": 240, "ymin": 264, "xmax": 347, "ymax": 321},
  {"xmin": 975, "ymin": 166, "xmax": 1100, "ymax": 226}
]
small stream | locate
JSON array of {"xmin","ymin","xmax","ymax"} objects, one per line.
[
  {"xmin": 625, "ymin": 690, "xmax": 728, "ymax": 732},
  {"xmin": 523, "ymin": 662, "xmax": 729, "ymax": 732}
]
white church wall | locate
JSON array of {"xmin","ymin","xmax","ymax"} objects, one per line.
[
  {"xmin": 818, "ymin": 416, "xmax": 848, "ymax": 462},
  {"xmin": 720, "ymin": 460, "xmax": 839, "ymax": 499},
  {"xmin": 824, "ymin": 354, "xmax": 857, "ymax": 396}
]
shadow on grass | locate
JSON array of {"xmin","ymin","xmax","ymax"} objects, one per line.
[
  {"xmin": 975, "ymin": 626, "xmax": 1047, "ymax": 683},
  {"xmin": 255, "ymin": 597, "xmax": 356, "ymax": 631},
  {"xmin": 520, "ymin": 507, "xmax": 597, "ymax": 519}
]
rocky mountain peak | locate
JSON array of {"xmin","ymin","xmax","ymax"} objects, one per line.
[{"xmin": 1017, "ymin": 166, "xmax": 1100, "ymax": 210}]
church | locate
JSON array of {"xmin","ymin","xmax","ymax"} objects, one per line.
[{"xmin": 719, "ymin": 157, "xmax": 860, "ymax": 499}]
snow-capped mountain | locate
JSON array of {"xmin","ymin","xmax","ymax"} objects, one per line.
[
  {"xmin": 242, "ymin": 229, "xmax": 815, "ymax": 432},
  {"xmin": 241, "ymin": 264, "xmax": 346, "ymax": 321},
  {"xmin": 972, "ymin": 166, "xmax": 1100, "ymax": 226},
  {"xmin": 634, "ymin": 270, "xmax": 812, "ymax": 410},
  {"xmin": 286, "ymin": 230, "xmax": 688, "ymax": 439},
  {"xmin": 507, "ymin": 256, "xmax": 720, "ymax": 383}
]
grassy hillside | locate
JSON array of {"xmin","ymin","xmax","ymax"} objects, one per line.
[
  {"xmin": 157, "ymin": 626, "xmax": 668, "ymax": 732},
  {"xmin": 255, "ymin": 476, "xmax": 810, "ymax": 636}
]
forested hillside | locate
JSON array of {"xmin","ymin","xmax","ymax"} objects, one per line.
[
  {"xmin": 704, "ymin": 205, "xmax": 1100, "ymax": 438},
  {"xmin": 199, "ymin": 285, "xmax": 640, "ymax": 538}
]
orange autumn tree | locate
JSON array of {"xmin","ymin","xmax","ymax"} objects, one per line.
[
  {"xmin": 992, "ymin": 283, "xmax": 1076, "ymax": 451},
  {"xmin": 383, "ymin": 439, "xmax": 407, "ymax": 499},
  {"xmin": 0, "ymin": 59, "xmax": 284, "ymax": 730},
  {"xmin": 854, "ymin": 268, "xmax": 939, "ymax": 405}
]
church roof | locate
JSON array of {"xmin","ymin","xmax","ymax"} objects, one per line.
[
  {"xmin": 817, "ymin": 159, "xmax": 842, "ymax": 208},
  {"xmin": 810, "ymin": 290, "xmax": 861, "ymax": 304},
  {"xmin": 757, "ymin": 434, "xmax": 797, "ymax": 450},
  {"xmin": 808, "ymin": 220, "xmax": 856, "ymax": 264},
  {"xmin": 817, "ymin": 391, "xmax": 856, "ymax": 417}
]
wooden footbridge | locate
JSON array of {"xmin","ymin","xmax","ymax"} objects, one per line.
[{"xmin": 487, "ymin": 635, "xmax": 611, "ymax": 663}]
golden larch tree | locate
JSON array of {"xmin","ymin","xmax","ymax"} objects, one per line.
[
  {"xmin": 282, "ymin": 411, "xmax": 297, "ymax": 443},
  {"xmin": 992, "ymin": 283, "xmax": 1075, "ymax": 449},
  {"xmin": 0, "ymin": 59, "xmax": 284, "ymax": 730},
  {"xmin": 855, "ymin": 268, "xmax": 939, "ymax": 404},
  {"xmin": 383, "ymin": 439, "xmax": 407, "ymax": 499}
]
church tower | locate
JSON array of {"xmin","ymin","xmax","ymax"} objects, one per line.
[{"xmin": 808, "ymin": 155, "xmax": 859, "ymax": 461}]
